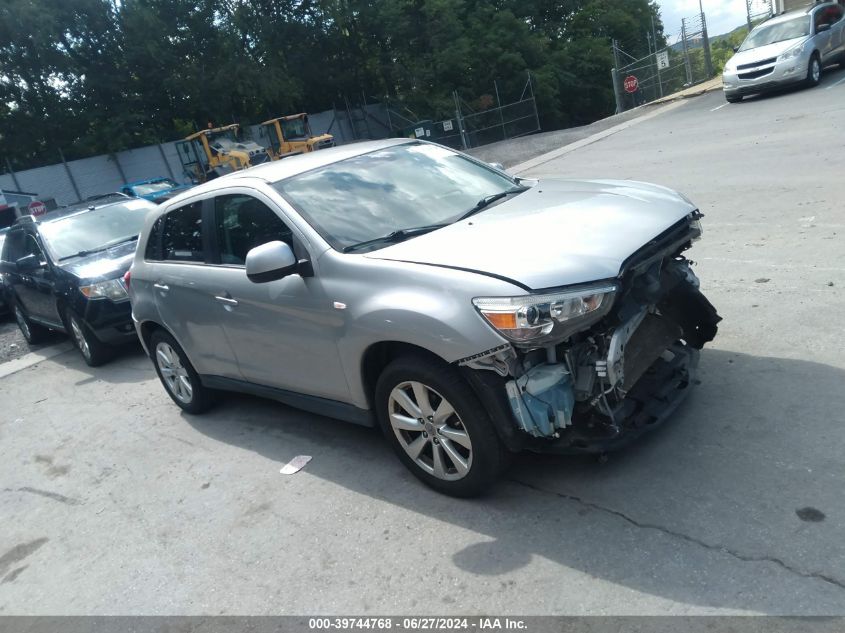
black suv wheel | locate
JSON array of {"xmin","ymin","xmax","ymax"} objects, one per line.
[
  {"xmin": 65, "ymin": 308, "xmax": 112, "ymax": 366},
  {"xmin": 14, "ymin": 303, "xmax": 49, "ymax": 345}
]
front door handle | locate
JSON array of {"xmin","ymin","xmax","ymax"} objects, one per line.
[
  {"xmin": 153, "ymin": 282, "xmax": 169, "ymax": 291},
  {"xmin": 214, "ymin": 295, "xmax": 239, "ymax": 306}
]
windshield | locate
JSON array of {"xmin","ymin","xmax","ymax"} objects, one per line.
[
  {"xmin": 133, "ymin": 180, "xmax": 178, "ymax": 196},
  {"xmin": 274, "ymin": 143, "xmax": 517, "ymax": 251},
  {"xmin": 739, "ymin": 16, "xmax": 810, "ymax": 51},
  {"xmin": 281, "ymin": 117, "xmax": 309, "ymax": 140},
  {"xmin": 39, "ymin": 200, "xmax": 153, "ymax": 260}
]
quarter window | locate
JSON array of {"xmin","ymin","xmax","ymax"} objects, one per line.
[
  {"xmin": 144, "ymin": 216, "xmax": 165, "ymax": 261},
  {"xmin": 162, "ymin": 202, "xmax": 204, "ymax": 262},
  {"xmin": 213, "ymin": 194, "xmax": 293, "ymax": 266}
]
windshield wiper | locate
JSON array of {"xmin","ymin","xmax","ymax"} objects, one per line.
[
  {"xmin": 457, "ymin": 186, "xmax": 529, "ymax": 222},
  {"xmin": 343, "ymin": 223, "xmax": 448, "ymax": 253},
  {"xmin": 59, "ymin": 235, "xmax": 139, "ymax": 261}
]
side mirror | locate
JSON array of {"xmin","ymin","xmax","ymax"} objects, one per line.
[
  {"xmin": 245, "ymin": 240, "xmax": 298, "ymax": 283},
  {"xmin": 818, "ymin": 23, "xmax": 831, "ymax": 32},
  {"xmin": 733, "ymin": 46, "xmax": 740, "ymax": 53},
  {"xmin": 488, "ymin": 162, "xmax": 506, "ymax": 171},
  {"xmin": 16, "ymin": 254, "xmax": 43, "ymax": 273}
]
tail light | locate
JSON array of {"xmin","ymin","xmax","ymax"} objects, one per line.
[{"xmin": 123, "ymin": 269, "xmax": 131, "ymax": 289}]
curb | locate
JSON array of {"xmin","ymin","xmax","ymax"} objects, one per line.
[{"xmin": 510, "ymin": 99, "xmax": 689, "ymax": 175}]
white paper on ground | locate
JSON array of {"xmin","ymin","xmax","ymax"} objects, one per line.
[{"xmin": 280, "ymin": 455, "xmax": 312, "ymax": 475}]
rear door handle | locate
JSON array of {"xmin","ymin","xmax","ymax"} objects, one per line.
[
  {"xmin": 214, "ymin": 295, "xmax": 239, "ymax": 306},
  {"xmin": 153, "ymin": 283, "xmax": 169, "ymax": 291}
]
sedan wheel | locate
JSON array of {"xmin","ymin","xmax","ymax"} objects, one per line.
[
  {"xmin": 155, "ymin": 341, "xmax": 193, "ymax": 404},
  {"xmin": 388, "ymin": 380, "xmax": 473, "ymax": 481}
]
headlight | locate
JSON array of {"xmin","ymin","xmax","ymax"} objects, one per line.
[
  {"xmin": 778, "ymin": 44, "xmax": 804, "ymax": 61},
  {"xmin": 79, "ymin": 278, "xmax": 129, "ymax": 301},
  {"xmin": 473, "ymin": 285, "xmax": 617, "ymax": 347}
]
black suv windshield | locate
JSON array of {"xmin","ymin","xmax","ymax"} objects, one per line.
[
  {"xmin": 274, "ymin": 143, "xmax": 518, "ymax": 250},
  {"xmin": 739, "ymin": 16, "xmax": 811, "ymax": 51},
  {"xmin": 39, "ymin": 200, "xmax": 152, "ymax": 260}
]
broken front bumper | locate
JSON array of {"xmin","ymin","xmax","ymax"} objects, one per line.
[{"xmin": 464, "ymin": 342, "xmax": 698, "ymax": 454}]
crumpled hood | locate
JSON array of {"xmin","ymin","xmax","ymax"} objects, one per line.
[
  {"xmin": 366, "ymin": 179, "xmax": 696, "ymax": 290},
  {"xmin": 728, "ymin": 37, "xmax": 807, "ymax": 67},
  {"xmin": 58, "ymin": 239, "xmax": 136, "ymax": 282}
]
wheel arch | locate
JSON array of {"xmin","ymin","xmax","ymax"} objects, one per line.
[{"xmin": 360, "ymin": 341, "xmax": 450, "ymax": 410}]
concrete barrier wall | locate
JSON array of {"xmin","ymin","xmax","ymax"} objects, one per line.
[{"xmin": 2, "ymin": 104, "xmax": 394, "ymax": 207}]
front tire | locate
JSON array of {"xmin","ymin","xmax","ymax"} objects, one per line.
[
  {"xmin": 725, "ymin": 94, "xmax": 741, "ymax": 103},
  {"xmin": 375, "ymin": 355, "xmax": 507, "ymax": 497},
  {"xmin": 149, "ymin": 329, "xmax": 216, "ymax": 413},
  {"xmin": 806, "ymin": 54, "xmax": 822, "ymax": 87},
  {"xmin": 65, "ymin": 308, "xmax": 111, "ymax": 366}
]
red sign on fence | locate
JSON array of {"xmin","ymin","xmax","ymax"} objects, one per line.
[
  {"xmin": 623, "ymin": 75, "xmax": 639, "ymax": 93},
  {"xmin": 27, "ymin": 200, "xmax": 47, "ymax": 217}
]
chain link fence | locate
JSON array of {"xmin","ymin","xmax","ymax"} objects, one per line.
[
  {"xmin": 611, "ymin": 12, "xmax": 715, "ymax": 113},
  {"xmin": 386, "ymin": 73, "xmax": 540, "ymax": 151},
  {"xmin": 747, "ymin": 0, "xmax": 774, "ymax": 28}
]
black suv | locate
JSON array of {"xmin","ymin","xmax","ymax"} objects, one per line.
[{"xmin": 0, "ymin": 198, "xmax": 157, "ymax": 365}]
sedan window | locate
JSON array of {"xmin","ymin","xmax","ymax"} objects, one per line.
[{"xmin": 274, "ymin": 142, "xmax": 517, "ymax": 251}]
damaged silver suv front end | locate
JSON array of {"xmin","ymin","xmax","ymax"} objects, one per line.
[{"xmin": 460, "ymin": 213, "xmax": 720, "ymax": 453}]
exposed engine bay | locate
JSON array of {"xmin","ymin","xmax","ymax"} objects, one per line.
[{"xmin": 460, "ymin": 217, "xmax": 721, "ymax": 452}]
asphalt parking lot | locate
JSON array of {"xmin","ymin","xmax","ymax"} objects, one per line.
[{"xmin": 2, "ymin": 72, "xmax": 845, "ymax": 615}]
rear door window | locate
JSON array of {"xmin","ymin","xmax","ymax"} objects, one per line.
[
  {"xmin": 162, "ymin": 202, "xmax": 204, "ymax": 262},
  {"xmin": 212, "ymin": 194, "xmax": 293, "ymax": 266}
]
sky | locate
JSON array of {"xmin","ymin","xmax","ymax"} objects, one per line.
[{"xmin": 657, "ymin": 0, "xmax": 750, "ymax": 40}]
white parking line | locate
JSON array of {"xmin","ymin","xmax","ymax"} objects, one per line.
[
  {"xmin": 0, "ymin": 342, "xmax": 74, "ymax": 379},
  {"xmin": 710, "ymin": 103, "xmax": 729, "ymax": 111},
  {"xmin": 825, "ymin": 75, "xmax": 845, "ymax": 89}
]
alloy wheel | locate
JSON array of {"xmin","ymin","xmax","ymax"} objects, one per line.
[
  {"xmin": 69, "ymin": 315, "xmax": 91, "ymax": 360},
  {"xmin": 387, "ymin": 381, "xmax": 473, "ymax": 481},
  {"xmin": 15, "ymin": 306, "xmax": 31, "ymax": 341},
  {"xmin": 812, "ymin": 58, "xmax": 821, "ymax": 83},
  {"xmin": 155, "ymin": 341, "xmax": 193, "ymax": 404}
]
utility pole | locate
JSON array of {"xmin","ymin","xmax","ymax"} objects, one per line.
[
  {"xmin": 681, "ymin": 19, "xmax": 693, "ymax": 85},
  {"xmin": 611, "ymin": 39, "xmax": 625, "ymax": 113},
  {"xmin": 651, "ymin": 14, "xmax": 664, "ymax": 97},
  {"xmin": 699, "ymin": 0, "xmax": 714, "ymax": 77}
]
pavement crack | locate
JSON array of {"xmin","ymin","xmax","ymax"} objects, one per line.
[{"xmin": 510, "ymin": 477, "xmax": 845, "ymax": 592}]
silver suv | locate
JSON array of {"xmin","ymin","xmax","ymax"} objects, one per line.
[
  {"xmin": 128, "ymin": 139, "xmax": 720, "ymax": 496},
  {"xmin": 722, "ymin": 2, "xmax": 845, "ymax": 102}
]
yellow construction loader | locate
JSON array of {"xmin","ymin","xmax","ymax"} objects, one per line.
[
  {"xmin": 175, "ymin": 124, "xmax": 272, "ymax": 183},
  {"xmin": 260, "ymin": 113, "xmax": 335, "ymax": 160}
]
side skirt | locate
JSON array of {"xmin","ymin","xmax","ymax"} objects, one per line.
[{"xmin": 200, "ymin": 375, "xmax": 375, "ymax": 428}]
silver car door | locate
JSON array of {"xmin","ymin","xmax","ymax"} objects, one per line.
[
  {"xmin": 150, "ymin": 199, "xmax": 241, "ymax": 379},
  {"xmin": 206, "ymin": 188, "xmax": 350, "ymax": 402}
]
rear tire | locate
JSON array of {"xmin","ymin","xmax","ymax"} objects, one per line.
[
  {"xmin": 14, "ymin": 303, "xmax": 49, "ymax": 345},
  {"xmin": 65, "ymin": 308, "xmax": 112, "ymax": 367},
  {"xmin": 375, "ymin": 355, "xmax": 507, "ymax": 497},
  {"xmin": 806, "ymin": 54, "xmax": 822, "ymax": 87},
  {"xmin": 149, "ymin": 329, "xmax": 216, "ymax": 413}
]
